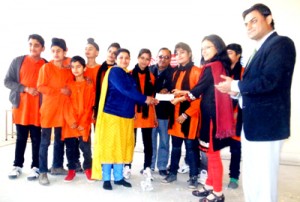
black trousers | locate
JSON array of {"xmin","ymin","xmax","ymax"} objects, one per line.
[{"xmin": 14, "ymin": 124, "xmax": 41, "ymax": 168}]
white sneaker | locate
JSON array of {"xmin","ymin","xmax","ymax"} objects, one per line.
[
  {"xmin": 123, "ymin": 166, "xmax": 131, "ymax": 179},
  {"xmin": 141, "ymin": 178, "xmax": 154, "ymax": 191},
  {"xmin": 8, "ymin": 166, "xmax": 22, "ymax": 179},
  {"xmin": 27, "ymin": 167, "xmax": 40, "ymax": 181},
  {"xmin": 198, "ymin": 169, "xmax": 208, "ymax": 185},
  {"xmin": 178, "ymin": 163, "xmax": 190, "ymax": 174},
  {"xmin": 143, "ymin": 167, "xmax": 154, "ymax": 181}
]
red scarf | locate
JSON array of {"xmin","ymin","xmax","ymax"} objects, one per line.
[{"xmin": 204, "ymin": 61, "xmax": 235, "ymax": 139}]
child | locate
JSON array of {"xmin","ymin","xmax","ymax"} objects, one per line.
[
  {"xmin": 37, "ymin": 38, "xmax": 74, "ymax": 185},
  {"xmin": 62, "ymin": 56, "xmax": 95, "ymax": 182},
  {"xmin": 4, "ymin": 34, "xmax": 47, "ymax": 181}
]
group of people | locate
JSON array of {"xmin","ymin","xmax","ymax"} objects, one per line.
[{"xmin": 4, "ymin": 3, "xmax": 296, "ymax": 202}]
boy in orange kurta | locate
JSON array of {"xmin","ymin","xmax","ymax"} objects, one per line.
[
  {"xmin": 37, "ymin": 38, "xmax": 74, "ymax": 186},
  {"xmin": 4, "ymin": 34, "xmax": 46, "ymax": 181},
  {"xmin": 62, "ymin": 56, "xmax": 95, "ymax": 182},
  {"xmin": 84, "ymin": 38, "xmax": 101, "ymax": 87}
]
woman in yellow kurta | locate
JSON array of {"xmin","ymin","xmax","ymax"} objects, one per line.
[{"xmin": 92, "ymin": 48, "xmax": 158, "ymax": 190}]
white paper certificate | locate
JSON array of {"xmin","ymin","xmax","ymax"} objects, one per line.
[{"xmin": 155, "ymin": 93, "xmax": 174, "ymax": 101}]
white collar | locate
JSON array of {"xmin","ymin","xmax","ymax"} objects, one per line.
[{"xmin": 256, "ymin": 30, "xmax": 275, "ymax": 51}]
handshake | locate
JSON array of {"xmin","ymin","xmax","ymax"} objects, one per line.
[{"xmin": 145, "ymin": 96, "xmax": 159, "ymax": 105}]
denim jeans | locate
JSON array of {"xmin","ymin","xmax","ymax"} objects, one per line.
[
  {"xmin": 151, "ymin": 119, "xmax": 170, "ymax": 171},
  {"xmin": 14, "ymin": 124, "xmax": 41, "ymax": 168},
  {"xmin": 229, "ymin": 138, "xmax": 241, "ymax": 179},
  {"xmin": 102, "ymin": 164, "xmax": 123, "ymax": 181},
  {"xmin": 39, "ymin": 127, "xmax": 65, "ymax": 173},
  {"xmin": 66, "ymin": 136, "xmax": 92, "ymax": 170},
  {"xmin": 169, "ymin": 136, "xmax": 199, "ymax": 177},
  {"xmin": 79, "ymin": 137, "xmax": 92, "ymax": 170},
  {"xmin": 65, "ymin": 138, "xmax": 77, "ymax": 170}
]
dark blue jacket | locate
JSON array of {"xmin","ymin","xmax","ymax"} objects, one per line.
[
  {"xmin": 239, "ymin": 32, "xmax": 296, "ymax": 141},
  {"xmin": 104, "ymin": 67, "xmax": 147, "ymax": 118}
]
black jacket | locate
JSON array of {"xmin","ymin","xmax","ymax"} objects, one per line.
[{"xmin": 239, "ymin": 32, "xmax": 296, "ymax": 141}]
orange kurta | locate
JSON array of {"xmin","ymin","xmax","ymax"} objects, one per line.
[
  {"xmin": 168, "ymin": 65, "xmax": 202, "ymax": 139},
  {"xmin": 13, "ymin": 56, "xmax": 46, "ymax": 126},
  {"xmin": 62, "ymin": 80, "xmax": 95, "ymax": 141},
  {"xmin": 37, "ymin": 62, "xmax": 74, "ymax": 128},
  {"xmin": 134, "ymin": 72, "xmax": 156, "ymax": 128},
  {"xmin": 84, "ymin": 64, "xmax": 101, "ymax": 87}
]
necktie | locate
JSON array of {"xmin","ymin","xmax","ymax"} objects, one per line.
[{"xmin": 245, "ymin": 49, "xmax": 257, "ymax": 68}]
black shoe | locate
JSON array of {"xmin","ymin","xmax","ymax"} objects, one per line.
[
  {"xmin": 114, "ymin": 179, "xmax": 132, "ymax": 188},
  {"xmin": 159, "ymin": 170, "xmax": 168, "ymax": 176},
  {"xmin": 192, "ymin": 186, "xmax": 213, "ymax": 197},
  {"xmin": 103, "ymin": 181, "xmax": 112, "ymax": 190},
  {"xmin": 199, "ymin": 193, "xmax": 225, "ymax": 202},
  {"xmin": 161, "ymin": 173, "xmax": 177, "ymax": 183},
  {"xmin": 188, "ymin": 176, "xmax": 198, "ymax": 189}
]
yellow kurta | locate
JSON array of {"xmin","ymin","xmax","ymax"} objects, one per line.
[{"xmin": 92, "ymin": 68, "xmax": 135, "ymax": 180}]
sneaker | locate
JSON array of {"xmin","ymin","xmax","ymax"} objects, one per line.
[
  {"xmin": 188, "ymin": 176, "xmax": 198, "ymax": 189},
  {"xmin": 64, "ymin": 170, "xmax": 76, "ymax": 182},
  {"xmin": 141, "ymin": 178, "xmax": 154, "ymax": 191},
  {"xmin": 8, "ymin": 166, "xmax": 22, "ymax": 179},
  {"xmin": 114, "ymin": 179, "xmax": 132, "ymax": 188},
  {"xmin": 159, "ymin": 170, "xmax": 168, "ymax": 177},
  {"xmin": 27, "ymin": 167, "xmax": 39, "ymax": 181},
  {"xmin": 178, "ymin": 163, "xmax": 190, "ymax": 174},
  {"xmin": 228, "ymin": 178, "xmax": 239, "ymax": 189},
  {"xmin": 161, "ymin": 173, "xmax": 177, "ymax": 183},
  {"xmin": 103, "ymin": 181, "xmax": 112, "ymax": 190},
  {"xmin": 143, "ymin": 167, "xmax": 154, "ymax": 181},
  {"xmin": 198, "ymin": 169, "xmax": 208, "ymax": 185},
  {"xmin": 50, "ymin": 167, "xmax": 68, "ymax": 175},
  {"xmin": 123, "ymin": 165, "xmax": 131, "ymax": 180},
  {"xmin": 85, "ymin": 169, "xmax": 94, "ymax": 182},
  {"xmin": 39, "ymin": 173, "xmax": 50, "ymax": 185}
]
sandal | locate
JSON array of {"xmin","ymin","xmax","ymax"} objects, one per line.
[
  {"xmin": 199, "ymin": 193, "xmax": 225, "ymax": 202},
  {"xmin": 192, "ymin": 186, "xmax": 213, "ymax": 197}
]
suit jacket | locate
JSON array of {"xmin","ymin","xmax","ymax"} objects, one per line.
[{"xmin": 238, "ymin": 32, "xmax": 296, "ymax": 141}]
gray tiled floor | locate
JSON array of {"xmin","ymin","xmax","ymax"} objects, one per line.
[{"xmin": 0, "ymin": 137, "xmax": 299, "ymax": 202}]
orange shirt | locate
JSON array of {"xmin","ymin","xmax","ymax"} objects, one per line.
[
  {"xmin": 62, "ymin": 80, "xmax": 95, "ymax": 141},
  {"xmin": 13, "ymin": 56, "xmax": 46, "ymax": 126},
  {"xmin": 37, "ymin": 62, "xmax": 74, "ymax": 128},
  {"xmin": 134, "ymin": 72, "xmax": 156, "ymax": 128},
  {"xmin": 168, "ymin": 66, "xmax": 202, "ymax": 139},
  {"xmin": 84, "ymin": 64, "xmax": 101, "ymax": 87}
]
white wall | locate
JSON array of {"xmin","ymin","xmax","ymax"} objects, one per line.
[{"xmin": 0, "ymin": 0, "xmax": 299, "ymax": 164}]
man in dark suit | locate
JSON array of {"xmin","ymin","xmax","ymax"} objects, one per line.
[{"xmin": 215, "ymin": 3, "xmax": 296, "ymax": 202}]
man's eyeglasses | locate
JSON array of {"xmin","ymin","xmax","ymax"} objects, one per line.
[{"xmin": 158, "ymin": 55, "xmax": 170, "ymax": 60}]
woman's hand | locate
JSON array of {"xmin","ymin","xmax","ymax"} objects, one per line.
[
  {"xmin": 145, "ymin": 96, "xmax": 159, "ymax": 105},
  {"xmin": 170, "ymin": 96, "xmax": 186, "ymax": 105},
  {"xmin": 172, "ymin": 89, "xmax": 189, "ymax": 96},
  {"xmin": 176, "ymin": 113, "xmax": 188, "ymax": 124}
]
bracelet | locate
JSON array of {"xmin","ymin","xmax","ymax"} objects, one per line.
[
  {"xmin": 184, "ymin": 93, "xmax": 192, "ymax": 102},
  {"xmin": 181, "ymin": 113, "xmax": 188, "ymax": 119}
]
